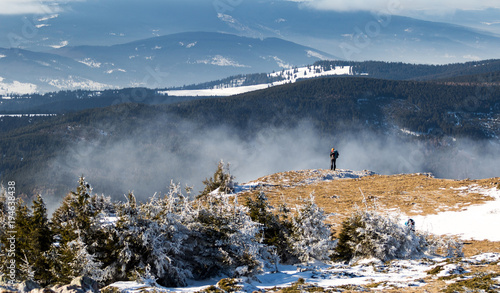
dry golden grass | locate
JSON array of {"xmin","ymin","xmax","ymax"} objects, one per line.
[{"xmin": 239, "ymin": 169, "xmax": 500, "ymax": 257}]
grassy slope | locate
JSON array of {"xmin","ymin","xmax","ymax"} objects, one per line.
[{"xmin": 238, "ymin": 169, "xmax": 500, "ymax": 257}]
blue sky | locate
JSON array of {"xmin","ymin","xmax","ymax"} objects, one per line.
[
  {"xmin": 1, "ymin": 0, "xmax": 500, "ymax": 15},
  {"xmin": 289, "ymin": 0, "xmax": 500, "ymax": 16}
]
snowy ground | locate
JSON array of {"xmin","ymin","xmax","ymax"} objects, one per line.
[
  {"xmin": 107, "ymin": 170, "xmax": 500, "ymax": 292},
  {"xmin": 108, "ymin": 253, "xmax": 500, "ymax": 292},
  {"xmin": 414, "ymin": 185, "xmax": 500, "ymax": 241}
]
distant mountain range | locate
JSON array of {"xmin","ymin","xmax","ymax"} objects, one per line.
[
  {"xmin": 1, "ymin": 0, "xmax": 499, "ymax": 65},
  {"xmin": 0, "ymin": 32, "xmax": 336, "ymax": 94},
  {"xmin": 1, "ymin": 0, "xmax": 500, "ymax": 95}
]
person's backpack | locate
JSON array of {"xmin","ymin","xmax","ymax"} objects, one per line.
[
  {"xmin": 331, "ymin": 149, "xmax": 339, "ymax": 159},
  {"xmin": 405, "ymin": 219, "xmax": 415, "ymax": 231}
]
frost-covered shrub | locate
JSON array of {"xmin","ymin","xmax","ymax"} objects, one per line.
[
  {"xmin": 110, "ymin": 184, "xmax": 193, "ymax": 287},
  {"xmin": 332, "ymin": 210, "xmax": 427, "ymax": 262},
  {"xmin": 198, "ymin": 160, "xmax": 235, "ymax": 198},
  {"xmin": 424, "ymin": 234, "xmax": 464, "ymax": 258},
  {"xmin": 184, "ymin": 195, "xmax": 264, "ymax": 279},
  {"xmin": 291, "ymin": 195, "xmax": 335, "ymax": 262}
]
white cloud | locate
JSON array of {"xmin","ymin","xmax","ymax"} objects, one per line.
[
  {"xmin": 293, "ymin": 0, "xmax": 500, "ymax": 14},
  {"xmin": 0, "ymin": 0, "xmax": 81, "ymax": 15}
]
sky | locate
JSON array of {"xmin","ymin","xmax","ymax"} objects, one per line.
[
  {"xmin": 0, "ymin": 0, "xmax": 63, "ymax": 15},
  {"xmin": 1, "ymin": 0, "xmax": 500, "ymax": 15},
  {"xmin": 291, "ymin": 0, "xmax": 500, "ymax": 14}
]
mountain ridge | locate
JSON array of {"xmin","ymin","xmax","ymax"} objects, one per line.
[{"xmin": 0, "ymin": 31, "xmax": 337, "ymax": 93}]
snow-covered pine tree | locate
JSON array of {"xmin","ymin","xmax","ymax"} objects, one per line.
[
  {"xmin": 58, "ymin": 236, "xmax": 104, "ymax": 282},
  {"xmin": 51, "ymin": 176, "xmax": 97, "ymax": 244},
  {"xmin": 110, "ymin": 184, "xmax": 194, "ymax": 287},
  {"xmin": 184, "ymin": 194, "xmax": 264, "ymax": 280},
  {"xmin": 49, "ymin": 177, "xmax": 107, "ymax": 284},
  {"xmin": 332, "ymin": 210, "xmax": 428, "ymax": 262},
  {"xmin": 245, "ymin": 192, "xmax": 297, "ymax": 265},
  {"xmin": 291, "ymin": 194, "xmax": 335, "ymax": 263},
  {"xmin": 136, "ymin": 183, "xmax": 193, "ymax": 286},
  {"xmin": 198, "ymin": 160, "xmax": 235, "ymax": 198}
]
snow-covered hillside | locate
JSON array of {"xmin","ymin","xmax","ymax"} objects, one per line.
[
  {"xmin": 162, "ymin": 65, "xmax": 353, "ymax": 97},
  {"xmin": 103, "ymin": 169, "xmax": 500, "ymax": 292},
  {"xmin": 0, "ymin": 76, "xmax": 37, "ymax": 95}
]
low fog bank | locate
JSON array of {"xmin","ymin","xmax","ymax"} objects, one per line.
[{"xmin": 41, "ymin": 119, "xmax": 500, "ymax": 212}]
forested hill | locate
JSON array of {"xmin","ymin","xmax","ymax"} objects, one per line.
[
  {"xmin": 314, "ymin": 59, "xmax": 500, "ymax": 81},
  {"xmin": 1, "ymin": 76, "xmax": 499, "ymax": 197},
  {"xmin": 168, "ymin": 77, "xmax": 500, "ymax": 137}
]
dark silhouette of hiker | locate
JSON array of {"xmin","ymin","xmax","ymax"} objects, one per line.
[{"xmin": 330, "ymin": 148, "xmax": 339, "ymax": 170}]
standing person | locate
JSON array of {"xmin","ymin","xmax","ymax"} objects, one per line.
[{"xmin": 330, "ymin": 148, "xmax": 339, "ymax": 171}]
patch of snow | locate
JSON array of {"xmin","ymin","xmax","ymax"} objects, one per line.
[
  {"xmin": 161, "ymin": 83, "xmax": 271, "ymax": 97},
  {"xmin": 0, "ymin": 114, "xmax": 56, "ymax": 118},
  {"xmin": 106, "ymin": 69, "xmax": 127, "ymax": 74},
  {"xmin": 78, "ymin": 58, "xmax": 102, "ymax": 68},
  {"xmin": 41, "ymin": 77, "xmax": 112, "ymax": 91},
  {"xmin": 269, "ymin": 65, "xmax": 352, "ymax": 82},
  {"xmin": 413, "ymin": 186, "xmax": 500, "ymax": 241},
  {"xmin": 177, "ymin": 41, "xmax": 197, "ymax": 48},
  {"xmin": 0, "ymin": 79, "xmax": 37, "ymax": 95},
  {"xmin": 49, "ymin": 40, "xmax": 68, "ymax": 49},
  {"xmin": 36, "ymin": 60, "xmax": 51, "ymax": 67},
  {"xmin": 37, "ymin": 14, "xmax": 58, "ymax": 22},
  {"xmin": 400, "ymin": 128, "xmax": 422, "ymax": 137},
  {"xmin": 306, "ymin": 50, "xmax": 330, "ymax": 60},
  {"xmin": 481, "ymin": 21, "xmax": 500, "ymax": 26},
  {"xmin": 196, "ymin": 55, "xmax": 249, "ymax": 68},
  {"xmin": 217, "ymin": 13, "xmax": 237, "ymax": 24},
  {"xmin": 269, "ymin": 56, "xmax": 292, "ymax": 69}
]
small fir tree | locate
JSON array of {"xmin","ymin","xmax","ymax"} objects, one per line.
[
  {"xmin": 29, "ymin": 195, "xmax": 54, "ymax": 285},
  {"xmin": 291, "ymin": 194, "xmax": 335, "ymax": 262},
  {"xmin": 198, "ymin": 160, "xmax": 235, "ymax": 198},
  {"xmin": 245, "ymin": 192, "xmax": 297, "ymax": 264}
]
